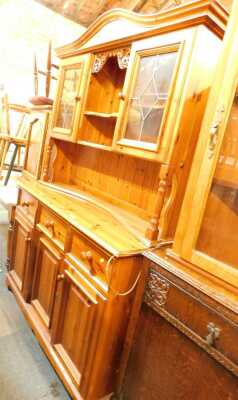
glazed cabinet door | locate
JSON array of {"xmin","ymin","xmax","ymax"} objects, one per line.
[
  {"xmin": 31, "ymin": 235, "xmax": 61, "ymax": 328},
  {"xmin": 51, "ymin": 260, "xmax": 106, "ymax": 393},
  {"xmin": 51, "ymin": 54, "xmax": 91, "ymax": 142},
  {"xmin": 115, "ymin": 31, "xmax": 192, "ymax": 161},
  {"xmin": 172, "ymin": 9, "xmax": 238, "ymax": 291}
]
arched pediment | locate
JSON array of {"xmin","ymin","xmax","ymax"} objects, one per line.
[{"xmin": 56, "ymin": 0, "xmax": 228, "ymax": 58}]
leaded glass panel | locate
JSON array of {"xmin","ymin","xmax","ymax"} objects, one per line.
[
  {"xmin": 56, "ymin": 66, "xmax": 82, "ymax": 130},
  {"xmin": 125, "ymin": 51, "xmax": 178, "ymax": 144}
]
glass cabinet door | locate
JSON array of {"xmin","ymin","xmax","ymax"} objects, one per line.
[
  {"xmin": 196, "ymin": 91, "xmax": 238, "ymax": 269},
  {"xmin": 116, "ymin": 37, "xmax": 184, "ymax": 159},
  {"xmin": 124, "ymin": 51, "xmax": 178, "ymax": 145},
  {"xmin": 51, "ymin": 55, "xmax": 90, "ymax": 142},
  {"xmin": 56, "ymin": 67, "xmax": 81, "ymax": 129},
  {"xmin": 176, "ymin": 88, "xmax": 238, "ymax": 289},
  {"xmin": 172, "ymin": 7, "xmax": 238, "ymax": 290}
]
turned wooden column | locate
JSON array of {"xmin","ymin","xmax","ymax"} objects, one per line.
[{"xmin": 146, "ymin": 164, "xmax": 170, "ymax": 241}]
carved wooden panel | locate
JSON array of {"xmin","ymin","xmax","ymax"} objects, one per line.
[
  {"xmin": 92, "ymin": 48, "xmax": 130, "ymax": 73},
  {"xmin": 143, "ymin": 262, "xmax": 238, "ymax": 378},
  {"xmin": 144, "ymin": 267, "xmax": 170, "ymax": 309}
]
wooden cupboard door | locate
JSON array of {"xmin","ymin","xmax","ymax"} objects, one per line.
[
  {"xmin": 172, "ymin": 4, "xmax": 238, "ymax": 291},
  {"xmin": 31, "ymin": 236, "xmax": 61, "ymax": 328},
  {"xmin": 51, "ymin": 54, "xmax": 91, "ymax": 142},
  {"xmin": 51, "ymin": 261, "xmax": 106, "ymax": 391},
  {"xmin": 115, "ymin": 31, "xmax": 191, "ymax": 161},
  {"xmin": 10, "ymin": 217, "xmax": 32, "ymax": 298}
]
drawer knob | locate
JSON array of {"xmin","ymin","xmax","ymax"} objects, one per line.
[
  {"xmin": 44, "ymin": 220, "xmax": 55, "ymax": 236},
  {"xmin": 75, "ymin": 95, "xmax": 81, "ymax": 102},
  {"xmin": 206, "ymin": 322, "xmax": 221, "ymax": 346},
  {"xmin": 57, "ymin": 273, "xmax": 64, "ymax": 281},
  {"xmin": 98, "ymin": 257, "xmax": 105, "ymax": 271},
  {"xmin": 45, "ymin": 220, "xmax": 54, "ymax": 228},
  {"xmin": 118, "ymin": 92, "xmax": 125, "ymax": 100},
  {"xmin": 22, "ymin": 201, "xmax": 30, "ymax": 207},
  {"xmin": 81, "ymin": 250, "xmax": 93, "ymax": 262}
]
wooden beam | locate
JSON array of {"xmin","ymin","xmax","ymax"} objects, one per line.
[{"xmin": 132, "ymin": 0, "xmax": 151, "ymax": 12}]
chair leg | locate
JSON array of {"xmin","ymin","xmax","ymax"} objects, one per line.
[
  {"xmin": 4, "ymin": 143, "xmax": 18, "ymax": 186},
  {"xmin": 17, "ymin": 145, "xmax": 21, "ymax": 168},
  {"xmin": 0, "ymin": 141, "xmax": 10, "ymax": 179},
  {"xmin": 0, "ymin": 139, "xmax": 5, "ymax": 160}
]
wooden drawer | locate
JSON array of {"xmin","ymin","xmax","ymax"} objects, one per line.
[
  {"xmin": 144, "ymin": 262, "xmax": 238, "ymax": 375},
  {"xmin": 37, "ymin": 206, "xmax": 67, "ymax": 250},
  {"xmin": 67, "ymin": 229, "xmax": 110, "ymax": 292},
  {"xmin": 17, "ymin": 190, "xmax": 38, "ymax": 224},
  {"xmin": 64, "ymin": 259, "xmax": 107, "ymax": 304}
]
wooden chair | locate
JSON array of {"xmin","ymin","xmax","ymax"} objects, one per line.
[
  {"xmin": 0, "ymin": 96, "xmax": 38, "ymax": 185},
  {"xmin": 29, "ymin": 40, "xmax": 58, "ymax": 106}
]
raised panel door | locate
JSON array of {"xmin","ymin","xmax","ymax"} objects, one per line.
[
  {"xmin": 31, "ymin": 236, "xmax": 61, "ymax": 328},
  {"xmin": 51, "ymin": 260, "xmax": 106, "ymax": 395},
  {"xmin": 10, "ymin": 217, "xmax": 32, "ymax": 299}
]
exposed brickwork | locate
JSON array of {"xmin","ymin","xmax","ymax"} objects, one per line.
[{"xmin": 35, "ymin": 0, "xmax": 233, "ymax": 26}]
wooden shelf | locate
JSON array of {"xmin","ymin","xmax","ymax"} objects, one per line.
[
  {"xmin": 77, "ymin": 140, "xmax": 112, "ymax": 151},
  {"xmin": 41, "ymin": 181, "xmax": 149, "ymax": 242},
  {"xmin": 18, "ymin": 175, "xmax": 149, "ymax": 254},
  {"xmin": 84, "ymin": 111, "xmax": 118, "ymax": 118}
]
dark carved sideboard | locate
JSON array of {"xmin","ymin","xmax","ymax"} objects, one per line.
[{"xmin": 123, "ymin": 253, "xmax": 238, "ymax": 400}]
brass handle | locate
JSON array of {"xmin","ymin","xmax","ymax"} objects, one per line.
[
  {"xmin": 208, "ymin": 105, "xmax": 225, "ymax": 159},
  {"xmin": 208, "ymin": 124, "xmax": 219, "ymax": 159},
  {"xmin": 22, "ymin": 201, "xmax": 30, "ymax": 207},
  {"xmin": 118, "ymin": 92, "xmax": 125, "ymax": 101},
  {"xmin": 75, "ymin": 96, "xmax": 81, "ymax": 102},
  {"xmin": 206, "ymin": 322, "xmax": 221, "ymax": 346}
]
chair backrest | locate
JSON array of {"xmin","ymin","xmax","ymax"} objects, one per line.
[
  {"xmin": 0, "ymin": 94, "xmax": 10, "ymax": 134},
  {"xmin": 0, "ymin": 96, "xmax": 31, "ymax": 140},
  {"xmin": 34, "ymin": 40, "xmax": 59, "ymax": 98}
]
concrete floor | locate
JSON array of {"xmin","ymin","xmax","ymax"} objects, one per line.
[{"xmin": 0, "ymin": 221, "xmax": 71, "ymax": 400}]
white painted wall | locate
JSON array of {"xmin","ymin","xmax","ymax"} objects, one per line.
[{"xmin": 0, "ymin": 0, "xmax": 85, "ymax": 103}]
